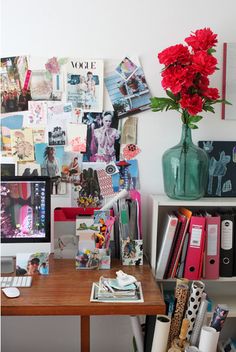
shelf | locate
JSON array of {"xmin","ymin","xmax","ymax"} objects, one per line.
[{"xmin": 151, "ymin": 194, "xmax": 236, "ymax": 207}]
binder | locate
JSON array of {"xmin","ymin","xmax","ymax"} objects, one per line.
[
  {"xmin": 204, "ymin": 215, "xmax": 221, "ymax": 280},
  {"xmin": 233, "ymin": 212, "xmax": 236, "ymax": 277},
  {"xmin": 166, "ymin": 207, "xmax": 192, "ymax": 278},
  {"xmin": 155, "ymin": 213, "xmax": 178, "ymax": 279},
  {"xmin": 184, "ymin": 215, "xmax": 206, "ymax": 280},
  {"xmin": 220, "ymin": 213, "xmax": 234, "ymax": 277}
]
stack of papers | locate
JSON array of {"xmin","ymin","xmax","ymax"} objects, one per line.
[{"xmin": 90, "ymin": 278, "xmax": 144, "ymax": 303}]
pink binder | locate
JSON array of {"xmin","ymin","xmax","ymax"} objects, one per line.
[
  {"xmin": 184, "ymin": 216, "xmax": 206, "ymax": 280},
  {"xmin": 204, "ymin": 216, "xmax": 221, "ymax": 280}
]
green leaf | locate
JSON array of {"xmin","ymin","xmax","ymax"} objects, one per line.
[
  {"xmin": 203, "ymin": 105, "xmax": 215, "ymax": 113},
  {"xmin": 150, "ymin": 97, "xmax": 179, "ymax": 112},
  {"xmin": 188, "ymin": 123, "xmax": 198, "ymax": 129},
  {"xmin": 207, "ymin": 48, "xmax": 216, "ymax": 55},
  {"xmin": 166, "ymin": 90, "xmax": 177, "ymax": 101},
  {"xmin": 189, "ymin": 115, "xmax": 203, "ymax": 123}
]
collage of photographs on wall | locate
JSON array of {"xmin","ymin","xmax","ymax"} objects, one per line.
[{"xmin": 0, "ymin": 55, "xmax": 151, "ymax": 204}]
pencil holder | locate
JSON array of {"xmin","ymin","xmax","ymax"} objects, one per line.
[{"xmin": 121, "ymin": 238, "xmax": 143, "ymax": 265}]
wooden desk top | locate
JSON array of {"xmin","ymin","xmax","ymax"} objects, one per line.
[{"xmin": 1, "ymin": 258, "xmax": 165, "ymax": 317}]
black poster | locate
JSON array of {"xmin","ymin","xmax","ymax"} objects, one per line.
[{"xmin": 198, "ymin": 141, "xmax": 236, "ymax": 197}]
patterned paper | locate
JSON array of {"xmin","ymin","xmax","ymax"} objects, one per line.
[
  {"xmin": 97, "ymin": 169, "xmax": 116, "ymax": 197},
  {"xmin": 185, "ymin": 281, "xmax": 205, "ymax": 341},
  {"xmin": 168, "ymin": 283, "xmax": 189, "ymax": 345}
]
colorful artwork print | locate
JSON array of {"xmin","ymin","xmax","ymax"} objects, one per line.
[
  {"xmin": 25, "ymin": 101, "xmax": 47, "ymax": 126},
  {"xmin": 121, "ymin": 238, "xmax": 143, "ymax": 266},
  {"xmin": 10, "ymin": 128, "xmax": 34, "ymax": 161},
  {"xmin": 0, "ymin": 56, "xmax": 31, "ymax": 113},
  {"xmin": 30, "ymin": 70, "xmax": 53, "ymax": 100},
  {"xmin": 61, "ymin": 152, "xmax": 82, "ymax": 183},
  {"xmin": 66, "ymin": 59, "xmax": 104, "ymax": 112},
  {"xmin": 82, "ymin": 111, "xmax": 120, "ymax": 162},
  {"xmin": 105, "ymin": 58, "xmax": 151, "ymax": 117},
  {"xmin": 115, "ymin": 57, "xmax": 138, "ymax": 80},
  {"xmin": 199, "ymin": 141, "xmax": 236, "ymax": 197},
  {"xmin": 1, "ymin": 113, "xmax": 24, "ymax": 156},
  {"xmin": 65, "ymin": 123, "xmax": 87, "ymax": 152},
  {"xmin": 16, "ymin": 252, "xmax": 49, "ymax": 276}
]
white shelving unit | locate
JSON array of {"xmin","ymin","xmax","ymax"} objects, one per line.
[{"xmin": 146, "ymin": 194, "xmax": 236, "ymax": 326}]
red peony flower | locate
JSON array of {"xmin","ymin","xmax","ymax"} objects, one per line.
[
  {"xmin": 150, "ymin": 28, "xmax": 226, "ymax": 128},
  {"xmin": 158, "ymin": 44, "xmax": 191, "ymax": 66},
  {"xmin": 161, "ymin": 65, "xmax": 194, "ymax": 94},
  {"xmin": 180, "ymin": 94, "xmax": 203, "ymax": 115},
  {"xmin": 185, "ymin": 28, "xmax": 218, "ymax": 52},
  {"xmin": 192, "ymin": 51, "xmax": 217, "ymax": 76},
  {"xmin": 195, "ymin": 75, "xmax": 209, "ymax": 92},
  {"xmin": 203, "ymin": 87, "xmax": 219, "ymax": 100}
]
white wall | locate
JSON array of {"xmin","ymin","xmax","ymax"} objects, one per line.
[{"xmin": 1, "ymin": 0, "xmax": 236, "ymax": 351}]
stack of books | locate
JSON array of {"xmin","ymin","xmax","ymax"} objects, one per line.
[{"xmin": 90, "ymin": 278, "xmax": 143, "ymax": 303}]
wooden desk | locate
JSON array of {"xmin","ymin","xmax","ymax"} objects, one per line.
[{"xmin": 1, "ymin": 258, "xmax": 165, "ymax": 352}]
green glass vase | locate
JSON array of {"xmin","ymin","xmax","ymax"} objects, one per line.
[{"xmin": 162, "ymin": 124, "xmax": 208, "ymax": 200}]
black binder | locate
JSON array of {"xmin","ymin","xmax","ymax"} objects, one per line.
[{"xmin": 220, "ymin": 213, "xmax": 234, "ymax": 277}]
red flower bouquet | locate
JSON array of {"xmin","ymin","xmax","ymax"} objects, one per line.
[{"xmin": 151, "ymin": 28, "xmax": 227, "ymax": 128}]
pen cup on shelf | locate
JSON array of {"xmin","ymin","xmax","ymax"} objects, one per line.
[{"xmin": 121, "ymin": 237, "xmax": 143, "ymax": 265}]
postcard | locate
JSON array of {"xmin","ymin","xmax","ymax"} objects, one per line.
[
  {"xmin": 24, "ymin": 101, "xmax": 48, "ymax": 127},
  {"xmin": 28, "ymin": 56, "xmax": 65, "ymax": 100},
  {"xmin": 30, "ymin": 70, "xmax": 54, "ymax": 100},
  {"xmin": 47, "ymin": 119, "xmax": 67, "ymax": 146},
  {"xmin": 16, "ymin": 252, "xmax": 50, "ymax": 276},
  {"xmin": 104, "ymin": 57, "xmax": 151, "ymax": 117},
  {"xmin": 0, "ymin": 56, "xmax": 31, "ymax": 113},
  {"xmin": 61, "ymin": 152, "xmax": 82, "ymax": 183},
  {"xmin": 115, "ymin": 57, "xmax": 138, "ymax": 80},
  {"xmin": 1, "ymin": 112, "xmax": 24, "ymax": 156},
  {"xmin": 65, "ymin": 58, "xmax": 104, "ymax": 112},
  {"xmin": 18, "ymin": 162, "xmax": 41, "ymax": 176},
  {"xmin": 32, "ymin": 128, "xmax": 45, "ymax": 144},
  {"xmin": 82, "ymin": 111, "xmax": 120, "ymax": 162},
  {"xmin": 65, "ymin": 123, "xmax": 87, "ymax": 152},
  {"xmin": 10, "ymin": 128, "xmax": 34, "ymax": 161},
  {"xmin": 47, "ymin": 101, "xmax": 74, "ymax": 122},
  {"xmin": 112, "ymin": 159, "xmax": 140, "ymax": 192}
]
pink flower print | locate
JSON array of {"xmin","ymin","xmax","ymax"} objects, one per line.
[{"xmin": 45, "ymin": 57, "xmax": 60, "ymax": 74}]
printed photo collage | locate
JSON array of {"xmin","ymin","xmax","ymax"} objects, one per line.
[{"xmin": 0, "ymin": 55, "xmax": 149, "ymax": 206}]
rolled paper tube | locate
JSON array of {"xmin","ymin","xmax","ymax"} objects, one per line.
[
  {"xmin": 185, "ymin": 281, "xmax": 205, "ymax": 341},
  {"xmin": 151, "ymin": 315, "xmax": 170, "ymax": 352},
  {"xmin": 168, "ymin": 284, "xmax": 189, "ymax": 345},
  {"xmin": 198, "ymin": 326, "xmax": 219, "ymax": 352},
  {"xmin": 210, "ymin": 304, "xmax": 229, "ymax": 332},
  {"xmin": 190, "ymin": 299, "xmax": 208, "ymax": 346}
]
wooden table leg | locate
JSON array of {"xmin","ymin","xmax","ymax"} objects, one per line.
[{"xmin": 81, "ymin": 315, "xmax": 90, "ymax": 352}]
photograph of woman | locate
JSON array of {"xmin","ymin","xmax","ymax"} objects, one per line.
[
  {"xmin": 42, "ymin": 146, "xmax": 60, "ymax": 177},
  {"xmin": 92, "ymin": 111, "xmax": 120, "ymax": 162}
]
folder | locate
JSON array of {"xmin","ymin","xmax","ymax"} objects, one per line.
[
  {"xmin": 155, "ymin": 213, "xmax": 178, "ymax": 279},
  {"xmin": 166, "ymin": 207, "xmax": 192, "ymax": 279},
  {"xmin": 204, "ymin": 215, "xmax": 221, "ymax": 280},
  {"xmin": 220, "ymin": 213, "xmax": 234, "ymax": 277},
  {"xmin": 184, "ymin": 215, "xmax": 206, "ymax": 280}
]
